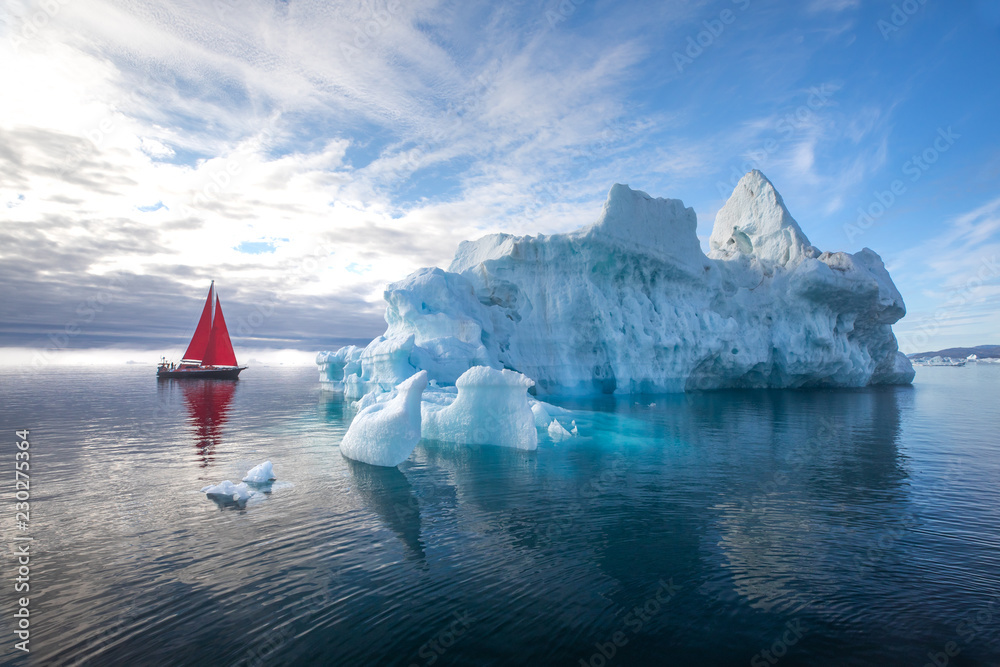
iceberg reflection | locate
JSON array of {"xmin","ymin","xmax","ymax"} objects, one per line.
[{"xmin": 345, "ymin": 459, "xmax": 426, "ymax": 561}]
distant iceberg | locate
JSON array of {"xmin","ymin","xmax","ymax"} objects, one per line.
[
  {"xmin": 913, "ymin": 356, "xmax": 966, "ymax": 367},
  {"xmin": 319, "ymin": 170, "xmax": 914, "ymax": 397}
]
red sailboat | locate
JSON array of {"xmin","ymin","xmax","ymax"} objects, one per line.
[{"xmin": 157, "ymin": 281, "xmax": 247, "ymax": 379}]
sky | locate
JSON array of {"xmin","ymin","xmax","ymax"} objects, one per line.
[{"xmin": 1, "ymin": 0, "xmax": 999, "ymax": 365}]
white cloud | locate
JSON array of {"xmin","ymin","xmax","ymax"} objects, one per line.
[
  {"xmin": 891, "ymin": 196, "xmax": 1000, "ymax": 352},
  {"xmin": 139, "ymin": 137, "xmax": 176, "ymax": 159},
  {"xmin": 0, "ymin": 0, "xmax": 672, "ymax": 356},
  {"xmin": 806, "ymin": 0, "xmax": 860, "ymax": 12},
  {"xmin": 1, "ymin": 0, "xmax": 982, "ymax": 360}
]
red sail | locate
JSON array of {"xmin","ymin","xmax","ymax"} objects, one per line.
[
  {"xmin": 181, "ymin": 283, "xmax": 214, "ymax": 362},
  {"xmin": 202, "ymin": 296, "xmax": 238, "ymax": 367}
]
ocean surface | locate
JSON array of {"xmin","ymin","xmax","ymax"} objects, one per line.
[{"xmin": 1, "ymin": 363, "xmax": 999, "ymax": 666}]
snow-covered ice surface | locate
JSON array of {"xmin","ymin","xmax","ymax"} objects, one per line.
[
  {"xmin": 422, "ymin": 366, "xmax": 538, "ymax": 450},
  {"xmin": 243, "ymin": 461, "xmax": 275, "ymax": 484},
  {"xmin": 339, "ymin": 370, "xmax": 428, "ymax": 467},
  {"xmin": 203, "ymin": 462, "xmax": 282, "ymax": 506},
  {"xmin": 548, "ymin": 419, "xmax": 572, "ymax": 442},
  {"xmin": 318, "ymin": 170, "xmax": 914, "ymax": 396},
  {"xmin": 201, "ymin": 480, "xmax": 253, "ymax": 506},
  {"xmin": 531, "ymin": 402, "xmax": 551, "ymax": 428}
]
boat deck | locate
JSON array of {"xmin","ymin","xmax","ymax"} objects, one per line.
[{"xmin": 156, "ymin": 366, "xmax": 245, "ymax": 380}]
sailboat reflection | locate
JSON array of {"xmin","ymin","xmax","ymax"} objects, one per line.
[{"xmin": 181, "ymin": 380, "xmax": 238, "ymax": 466}]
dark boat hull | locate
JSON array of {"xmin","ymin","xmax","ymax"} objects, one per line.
[{"xmin": 157, "ymin": 366, "xmax": 246, "ymax": 380}]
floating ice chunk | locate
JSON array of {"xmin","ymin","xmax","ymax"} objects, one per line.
[
  {"xmin": 570, "ymin": 420, "xmax": 578, "ymax": 436},
  {"xmin": 243, "ymin": 461, "xmax": 275, "ymax": 484},
  {"xmin": 548, "ymin": 419, "xmax": 572, "ymax": 442},
  {"xmin": 201, "ymin": 480, "xmax": 253, "ymax": 505},
  {"xmin": 422, "ymin": 366, "xmax": 537, "ymax": 450},
  {"xmin": 340, "ymin": 370, "xmax": 428, "ymax": 467},
  {"xmin": 531, "ymin": 402, "xmax": 551, "ymax": 428}
]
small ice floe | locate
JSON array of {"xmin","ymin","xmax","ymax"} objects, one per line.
[
  {"xmin": 548, "ymin": 419, "xmax": 572, "ymax": 442},
  {"xmin": 201, "ymin": 480, "xmax": 253, "ymax": 507},
  {"xmin": 547, "ymin": 418, "xmax": 580, "ymax": 442},
  {"xmin": 243, "ymin": 461, "xmax": 276, "ymax": 484},
  {"xmin": 203, "ymin": 461, "xmax": 279, "ymax": 507}
]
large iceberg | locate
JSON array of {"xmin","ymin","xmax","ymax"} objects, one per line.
[{"xmin": 319, "ymin": 171, "xmax": 913, "ymax": 396}]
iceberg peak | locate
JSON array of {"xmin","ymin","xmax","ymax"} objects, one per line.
[
  {"xmin": 709, "ymin": 170, "xmax": 817, "ymax": 268},
  {"xmin": 581, "ymin": 183, "xmax": 712, "ymax": 275}
]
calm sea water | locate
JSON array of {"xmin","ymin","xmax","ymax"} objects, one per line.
[{"xmin": 1, "ymin": 363, "xmax": 999, "ymax": 666}]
